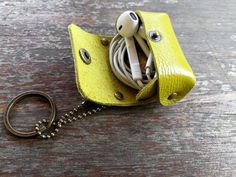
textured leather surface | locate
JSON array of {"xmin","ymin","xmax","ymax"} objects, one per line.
[
  {"xmin": 68, "ymin": 11, "xmax": 196, "ymax": 106},
  {"xmin": 136, "ymin": 11, "xmax": 196, "ymax": 106}
]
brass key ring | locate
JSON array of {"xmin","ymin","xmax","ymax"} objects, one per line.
[{"xmin": 3, "ymin": 91, "xmax": 57, "ymax": 138}]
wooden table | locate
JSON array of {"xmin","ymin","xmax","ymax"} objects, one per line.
[{"xmin": 0, "ymin": 0, "xmax": 235, "ymax": 176}]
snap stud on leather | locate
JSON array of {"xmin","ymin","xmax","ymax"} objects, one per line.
[
  {"xmin": 79, "ymin": 48, "xmax": 91, "ymax": 64},
  {"xmin": 168, "ymin": 93, "xmax": 178, "ymax": 100},
  {"xmin": 114, "ymin": 92, "xmax": 124, "ymax": 100},
  {"xmin": 148, "ymin": 30, "xmax": 161, "ymax": 42},
  {"xmin": 101, "ymin": 37, "xmax": 109, "ymax": 46}
]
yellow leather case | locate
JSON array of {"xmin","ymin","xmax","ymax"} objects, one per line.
[{"xmin": 68, "ymin": 10, "xmax": 196, "ymax": 106}]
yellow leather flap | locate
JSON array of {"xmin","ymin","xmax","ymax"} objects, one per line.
[
  {"xmin": 136, "ymin": 11, "xmax": 196, "ymax": 106},
  {"xmin": 68, "ymin": 24, "xmax": 155, "ymax": 106}
]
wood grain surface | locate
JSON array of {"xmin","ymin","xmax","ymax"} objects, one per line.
[{"xmin": 0, "ymin": 0, "xmax": 236, "ymax": 176}]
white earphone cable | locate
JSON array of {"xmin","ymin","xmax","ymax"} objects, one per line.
[{"xmin": 109, "ymin": 34, "xmax": 154, "ymax": 90}]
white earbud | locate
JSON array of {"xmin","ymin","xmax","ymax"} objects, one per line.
[
  {"xmin": 110, "ymin": 11, "xmax": 156, "ymax": 90},
  {"xmin": 116, "ymin": 11, "xmax": 142, "ymax": 81},
  {"xmin": 116, "ymin": 10, "xmax": 139, "ymax": 38}
]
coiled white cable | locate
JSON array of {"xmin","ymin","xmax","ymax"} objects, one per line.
[{"xmin": 109, "ymin": 34, "xmax": 155, "ymax": 90}]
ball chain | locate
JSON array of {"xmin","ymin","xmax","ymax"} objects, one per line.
[{"xmin": 35, "ymin": 101, "xmax": 106, "ymax": 139}]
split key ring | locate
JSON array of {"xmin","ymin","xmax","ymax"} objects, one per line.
[{"xmin": 3, "ymin": 91, "xmax": 57, "ymax": 138}]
